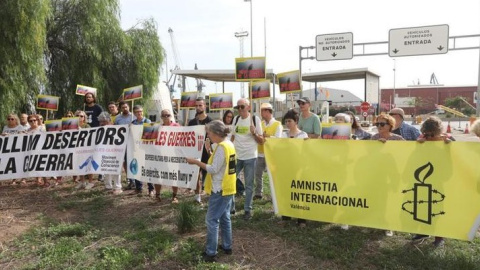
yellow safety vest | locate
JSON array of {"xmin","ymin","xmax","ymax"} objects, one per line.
[
  {"xmin": 204, "ymin": 140, "xmax": 236, "ymax": 195},
  {"xmin": 258, "ymin": 120, "xmax": 281, "ymax": 154}
]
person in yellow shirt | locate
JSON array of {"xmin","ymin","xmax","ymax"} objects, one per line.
[
  {"xmin": 187, "ymin": 120, "xmax": 236, "ymax": 262},
  {"xmin": 254, "ymin": 103, "xmax": 282, "ymax": 199}
]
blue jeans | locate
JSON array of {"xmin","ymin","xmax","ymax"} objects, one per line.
[
  {"xmin": 232, "ymin": 158, "xmax": 256, "ymax": 213},
  {"xmin": 205, "ymin": 192, "xmax": 233, "ymax": 256}
]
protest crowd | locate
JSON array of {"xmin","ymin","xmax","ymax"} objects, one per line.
[{"xmin": 2, "ymin": 93, "xmax": 480, "ymax": 263}]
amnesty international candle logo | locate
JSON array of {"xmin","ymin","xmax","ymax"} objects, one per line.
[{"xmin": 401, "ymin": 162, "xmax": 446, "ymax": 225}]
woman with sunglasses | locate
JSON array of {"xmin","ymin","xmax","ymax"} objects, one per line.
[
  {"xmin": 371, "ymin": 114, "xmax": 404, "ymax": 142},
  {"xmin": 371, "ymin": 113, "xmax": 404, "ymax": 236},
  {"xmin": 2, "ymin": 114, "xmax": 24, "ymax": 136},
  {"xmin": 411, "ymin": 116, "xmax": 452, "ymax": 247},
  {"xmin": 73, "ymin": 110, "xmax": 95, "ymax": 190},
  {"xmin": 26, "ymin": 114, "xmax": 49, "ymax": 186},
  {"xmin": 153, "ymin": 109, "xmax": 180, "ymax": 203}
]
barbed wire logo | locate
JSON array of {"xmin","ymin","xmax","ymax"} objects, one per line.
[{"xmin": 401, "ymin": 162, "xmax": 446, "ymax": 224}]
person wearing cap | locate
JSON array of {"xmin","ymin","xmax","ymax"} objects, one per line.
[
  {"xmin": 231, "ymin": 98, "xmax": 263, "ymax": 220},
  {"xmin": 297, "ymin": 97, "xmax": 321, "ymax": 138},
  {"xmin": 254, "ymin": 103, "xmax": 283, "ymax": 200},
  {"xmin": 388, "ymin": 108, "xmax": 420, "ymax": 141}
]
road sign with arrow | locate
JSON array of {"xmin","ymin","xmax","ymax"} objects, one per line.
[
  {"xmin": 389, "ymin": 24, "xmax": 449, "ymax": 57},
  {"xmin": 316, "ymin": 32, "xmax": 353, "ymax": 61}
]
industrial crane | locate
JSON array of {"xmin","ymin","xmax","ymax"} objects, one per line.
[{"xmin": 166, "ymin": 28, "xmax": 204, "ymax": 96}]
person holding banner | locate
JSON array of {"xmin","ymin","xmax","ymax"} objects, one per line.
[
  {"xmin": 231, "ymin": 98, "xmax": 263, "ymax": 220},
  {"xmin": 412, "ymin": 116, "xmax": 452, "ymax": 247},
  {"xmin": 186, "ymin": 120, "xmax": 236, "ymax": 262},
  {"xmin": 73, "ymin": 110, "xmax": 95, "ymax": 190},
  {"xmin": 154, "ymin": 109, "xmax": 180, "ymax": 203},
  {"xmin": 2, "ymin": 114, "xmax": 24, "ymax": 135},
  {"xmin": 84, "ymin": 92, "xmax": 103, "ymax": 128},
  {"xmin": 26, "ymin": 114, "xmax": 48, "ymax": 186},
  {"xmin": 131, "ymin": 105, "xmax": 153, "ymax": 195},
  {"xmin": 279, "ymin": 109, "xmax": 308, "ymax": 227},
  {"xmin": 19, "ymin": 113, "xmax": 30, "ymax": 131},
  {"xmin": 97, "ymin": 112, "xmax": 123, "ymax": 195},
  {"xmin": 296, "ymin": 97, "xmax": 321, "ymax": 138},
  {"xmin": 371, "ymin": 114, "xmax": 405, "ymax": 142},
  {"xmin": 254, "ymin": 103, "xmax": 282, "ymax": 200}
]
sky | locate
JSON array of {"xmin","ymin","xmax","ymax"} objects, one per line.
[{"xmin": 119, "ymin": 0, "xmax": 480, "ymax": 102}]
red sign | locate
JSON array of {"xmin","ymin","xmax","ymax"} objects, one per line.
[{"xmin": 360, "ymin": 102, "xmax": 370, "ymax": 112}]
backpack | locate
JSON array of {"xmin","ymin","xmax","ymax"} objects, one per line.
[{"xmin": 233, "ymin": 115, "xmax": 257, "ymax": 127}]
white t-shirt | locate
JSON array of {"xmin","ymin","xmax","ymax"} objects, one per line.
[
  {"xmin": 2, "ymin": 125, "xmax": 24, "ymax": 135},
  {"xmin": 233, "ymin": 115, "xmax": 263, "ymax": 160},
  {"xmin": 282, "ymin": 130, "xmax": 308, "ymax": 139}
]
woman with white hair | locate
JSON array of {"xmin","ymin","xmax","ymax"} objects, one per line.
[{"xmin": 187, "ymin": 120, "xmax": 236, "ymax": 262}]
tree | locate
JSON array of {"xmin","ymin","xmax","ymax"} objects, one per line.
[
  {"xmin": 0, "ymin": 0, "xmax": 50, "ymax": 123},
  {"xmin": 444, "ymin": 96, "xmax": 476, "ymax": 116},
  {"xmin": 0, "ymin": 0, "xmax": 164, "ymax": 123},
  {"xmin": 45, "ymin": 0, "xmax": 164, "ymax": 116}
]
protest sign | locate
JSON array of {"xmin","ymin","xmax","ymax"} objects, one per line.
[
  {"xmin": 36, "ymin": 95, "xmax": 59, "ymax": 111},
  {"xmin": 209, "ymin": 93, "xmax": 233, "ymax": 110},
  {"xmin": 277, "ymin": 70, "xmax": 302, "ymax": 94},
  {"xmin": 235, "ymin": 57, "xmax": 266, "ymax": 81},
  {"xmin": 123, "ymin": 85, "xmax": 143, "ymax": 101},
  {"xmin": 76, "ymin": 85, "xmax": 97, "ymax": 96},
  {"xmin": 250, "ymin": 80, "xmax": 271, "ymax": 100}
]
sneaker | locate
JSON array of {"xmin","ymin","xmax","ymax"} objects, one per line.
[
  {"xmin": 243, "ymin": 211, "xmax": 252, "ymax": 220},
  {"xmin": 84, "ymin": 183, "xmax": 94, "ymax": 190},
  {"xmin": 125, "ymin": 182, "xmax": 134, "ymax": 190},
  {"xmin": 433, "ymin": 238, "xmax": 445, "ymax": 248},
  {"xmin": 218, "ymin": 245, "xmax": 233, "ymax": 255},
  {"xmin": 412, "ymin": 234, "xmax": 429, "ymax": 241},
  {"xmin": 201, "ymin": 252, "xmax": 217, "ymax": 263},
  {"xmin": 385, "ymin": 230, "xmax": 394, "ymax": 237},
  {"xmin": 340, "ymin": 224, "xmax": 349, "ymax": 230},
  {"xmin": 75, "ymin": 182, "xmax": 85, "ymax": 189},
  {"xmin": 171, "ymin": 197, "xmax": 179, "ymax": 204},
  {"xmin": 230, "ymin": 209, "xmax": 236, "ymax": 216},
  {"xmin": 112, "ymin": 189, "xmax": 123, "ymax": 195}
]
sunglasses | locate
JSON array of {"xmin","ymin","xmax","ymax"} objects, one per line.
[
  {"xmin": 237, "ymin": 105, "xmax": 246, "ymax": 110},
  {"xmin": 375, "ymin": 122, "xmax": 389, "ymax": 127},
  {"xmin": 297, "ymin": 101, "xmax": 306, "ymax": 105},
  {"xmin": 75, "ymin": 115, "xmax": 85, "ymax": 118},
  {"xmin": 161, "ymin": 114, "xmax": 170, "ymax": 118},
  {"xmin": 7, "ymin": 118, "xmax": 14, "ymax": 121},
  {"xmin": 28, "ymin": 119, "xmax": 37, "ymax": 123}
]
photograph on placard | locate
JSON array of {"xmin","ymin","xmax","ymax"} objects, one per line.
[
  {"xmin": 180, "ymin": 92, "xmax": 198, "ymax": 109},
  {"xmin": 76, "ymin": 85, "xmax": 97, "ymax": 96},
  {"xmin": 142, "ymin": 122, "xmax": 160, "ymax": 141},
  {"xmin": 209, "ymin": 93, "xmax": 233, "ymax": 110},
  {"xmin": 250, "ymin": 80, "xmax": 271, "ymax": 100},
  {"xmin": 45, "ymin": 120, "xmax": 62, "ymax": 132},
  {"xmin": 321, "ymin": 123, "xmax": 352, "ymax": 140},
  {"xmin": 123, "ymin": 85, "xmax": 143, "ymax": 101},
  {"xmin": 36, "ymin": 95, "xmax": 59, "ymax": 111},
  {"xmin": 235, "ymin": 57, "xmax": 266, "ymax": 81},
  {"xmin": 61, "ymin": 117, "xmax": 80, "ymax": 130},
  {"xmin": 277, "ymin": 70, "xmax": 302, "ymax": 94}
]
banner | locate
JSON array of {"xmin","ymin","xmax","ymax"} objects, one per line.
[
  {"xmin": 0, "ymin": 126, "xmax": 128, "ymax": 180},
  {"xmin": 36, "ymin": 95, "xmax": 59, "ymax": 111},
  {"xmin": 123, "ymin": 85, "xmax": 143, "ymax": 101},
  {"xmin": 264, "ymin": 139, "xmax": 480, "ymax": 241},
  {"xmin": 209, "ymin": 93, "xmax": 233, "ymax": 110},
  {"xmin": 321, "ymin": 123, "xmax": 352, "ymax": 139},
  {"xmin": 235, "ymin": 57, "xmax": 266, "ymax": 81},
  {"xmin": 277, "ymin": 70, "xmax": 301, "ymax": 94},
  {"xmin": 75, "ymin": 85, "xmax": 97, "ymax": 96},
  {"xmin": 180, "ymin": 92, "xmax": 198, "ymax": 109},
  {"xmin": 127, "ymin": 125, "xmax": 205, "ymax": 189},
  {"xmin": 250, "ymin": 80, "xmax": 271, "ymax": 100}
]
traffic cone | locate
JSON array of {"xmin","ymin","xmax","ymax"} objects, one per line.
[
  {"xmin": 465, "ymin": 123, "xmax": 469, "ymax": 134},
  {"xmin": 446, "ymin": 122, "xmax": 451, "ymax": 133}
]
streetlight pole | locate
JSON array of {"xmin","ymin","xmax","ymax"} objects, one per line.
[
  {"xmin": 393, "ymin": 59, "xmax": 396, "ymax": 110},
  {"xmin": 244, "ymin": 0, "xmax": 253, "ymax": 57}
]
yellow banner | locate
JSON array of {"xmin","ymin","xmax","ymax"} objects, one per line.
[{"xmin": 264, "ymin": 139, "xmax": 480, "ymax": 241}]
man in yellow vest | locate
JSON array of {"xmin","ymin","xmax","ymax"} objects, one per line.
[{"xmin": 254, "ymin": 103, "xmax": 283, "ymax": 200}]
